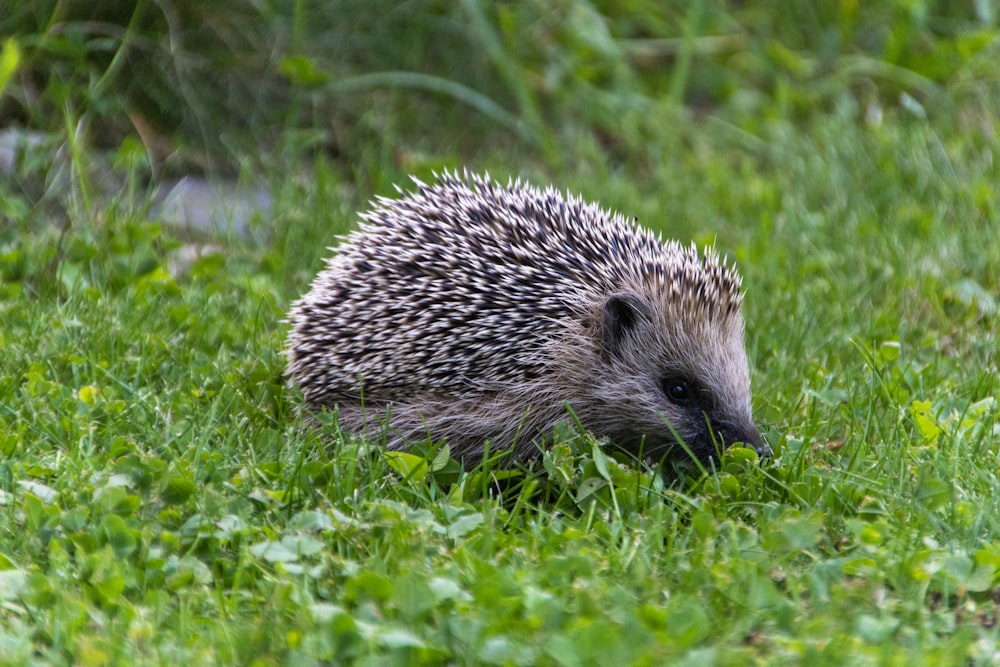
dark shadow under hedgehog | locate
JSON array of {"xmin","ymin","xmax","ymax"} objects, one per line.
[{"xmin": 286, "ymin": 171, "xmax": 766, "ymax": 466}]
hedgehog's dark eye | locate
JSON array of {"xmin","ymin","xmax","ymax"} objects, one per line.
[{"xmin": 661, "ymin": 378, "xmax": 693, "ymax": 405}]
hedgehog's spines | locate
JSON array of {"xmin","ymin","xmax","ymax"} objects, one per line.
[{"xmin": 286, "ymin": 170, "xmax": 759, "ymax": 464}]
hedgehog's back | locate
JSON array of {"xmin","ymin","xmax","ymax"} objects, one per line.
[{"xmin": 287, "ymin": 172, "xmax": 652, "ymax": 401}]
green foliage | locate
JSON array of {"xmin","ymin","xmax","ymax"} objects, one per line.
[
  {"xmin": 2, "ymin": 1, "xmax": 998, "ymax": 173},
  {"xmin": 1, "ymin": 0, "xmax": 999, "ymax": 664},
  {"xmin": 3, "ymin": 107, "xmax": 999, "ymax": 661}
]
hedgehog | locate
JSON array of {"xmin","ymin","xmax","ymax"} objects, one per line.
[{"xmin": 286, "ymin": 171, "xmax": 765, "ymax": 466}]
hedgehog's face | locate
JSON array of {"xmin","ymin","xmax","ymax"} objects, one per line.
[{"xmin": 590, "ymin": 291, "xmax": 764, "ymax": 465}]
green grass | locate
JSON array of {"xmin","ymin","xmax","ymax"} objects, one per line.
[
  {"xmin": 2, "ymin": 1, "xmax": 1000, "ymax": 665},
  {"xmin": 3, "ymin": 110, "xmax": 998, "ymax": 664}
]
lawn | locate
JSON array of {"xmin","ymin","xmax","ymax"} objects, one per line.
[{"xmin": 1, "ymin": 2, "xmax": 999, "ymax": 665}]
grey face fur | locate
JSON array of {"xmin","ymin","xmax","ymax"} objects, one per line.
[
  {"xmin": 286, "ymin": 171, "xmax": 763, "ymax": 466},
  {"xmin": 580, "ymin": 289, "xmax": 761, "ymax": 463}
]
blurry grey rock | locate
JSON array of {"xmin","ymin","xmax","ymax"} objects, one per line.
[
  {"xmin": 152, "ymin": 176, "xmax": 272, "ymax": 239},
  {"xmin": 2, "ymin": 129, "xmax": 271, "ymax": 241},
  {"xmin": 0, "ymin": 129, "xmax": 47, "ymax": 175}
]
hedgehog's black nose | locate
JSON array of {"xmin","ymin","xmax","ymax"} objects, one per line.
[
  {"xmin": 732, "ymin": 426, "xmax": 771, "ymax": 460},
  {"xmin": 755, "ymin": 439, "xmax": 772, "ymax": 460}
]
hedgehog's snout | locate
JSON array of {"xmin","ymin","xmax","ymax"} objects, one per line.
[
  {"xmin": 753, "ymin": 436, "xmax": 772, "ymax": 460},
  {"xmin": 729, "ymin": 425, "xmax": 770, "ymax": 460},
  {"xmin": 745, "ymin": 436, "xmax": 772, "ymax": 460}
]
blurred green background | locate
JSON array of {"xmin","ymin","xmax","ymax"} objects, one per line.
[{"xmin": 2, "ymin": 0, "xmax": 996, "ymax": 182}]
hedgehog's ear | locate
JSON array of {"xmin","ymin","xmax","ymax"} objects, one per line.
[{"xmin": 602, "ymin": 292, "xmax": 651, "ymax": 359}]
